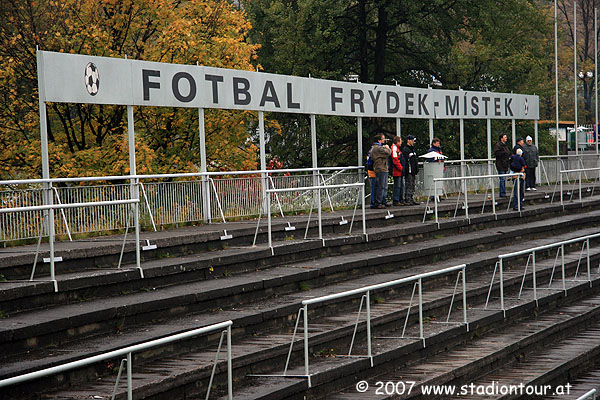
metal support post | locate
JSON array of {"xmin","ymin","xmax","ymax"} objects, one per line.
[
  {"xmin": 198, "ymin": 108, "xmax": 211, "ymax": 223},
  {"xmin": 303, "ymin": 304, "xmax": 310, "ymax": 387},
  {"xmin": 259, "ymin": 111, "xmax": 267, "ymax": 215},
  {"xmin": 462, "ymin": 267, "xmax": 468, "ymax": 331},
  {"xmin": 429, "ymin": 118, "xmax": 434, "ymax": 143},
  {"xmin": 310, "ymin": 114, "xmax": 322, "ymax": 243},
  {"xmin": 499, "ymin": 258, "xmax": 505, "ymax": 317},
  {"xmin": 366, "ymin": 290, "xmax": 373, "ymax": 366},
  {"xmin": 358, "ymin": 117, "xmax": 363, "ymax": 167},
  {"xmin": 361, "ymin": 184, "xmax": 367, "ymax": 239},
  {"xmin": 434, "ymin": 180, "xmax": 439, "ymax": 228},
  {"xmin": 562, "ymin": 244, "xmax": 567, "ymax": 295},
  {"xmin": 126, "ymin": 352, "xmax": 133, "ymax": 400},
  {"xmin": 594, "ymin": 8, "xmax": 599, "ymax": 155},
  {"xmin": 227, "ymin": 325, "xmax": 233, "ymax": 400},
  {"xmin": 579, "ymin": 171, "xmax": 583, "ymax": 202},
  {"xmin": 127, "ymin": 105, "xmax": 142, "ymax": 277},
  {"xmin": 464, "ymin": 178, "xmax": 469, "ymax": 221},
  {"xmin": 512, "ymin": 119, "xmax": 516, "ymax": 148},
  {"xmin": 587, "ymin": 238, "xmax": 592, "ymax": 287},
  {"xmin": 575, "ymin": 1, "xmax": 579, "ymax": 156},
  {"xmin": 532, "ymin": 251, "xmax": 537, "ymax": 306},
  {"xmin": 418, "ymin": 278, "xmax": 424, "ymax": 347},
  {"xmin": 535, "ymin": 120, "xmax": 540, "ymax": 184},
  {"xmin": 517, "ymin": 176, "xmax": 521, "ymax": 213},
  {"xmin": 560, "ymin": 174, "xmax": 564, "ymax": 206},
  {"xmin": 555, "ymin": 0, "xmax": 560, "ymax": 158},
  {"xmin": 460, "ymin": 118, "xmax": 465, "ymax": 181},
  {"xmin": 37, "ymin": 50, "xmax": 57, "ymax": 291}
]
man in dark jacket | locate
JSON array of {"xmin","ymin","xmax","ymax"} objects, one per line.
[
  {"xmin": 402, "ymin": 135, "xmax": 419, "ymax": 205},
  {"xmin": 427, "ymin": 138, "xmax": 443, "ymax": 162},
  {"xmin": 523, "ymin": 136, "xmax": 539, "ymax": 190},
  {"xmin": 369, "ymin": 134, "xmax": 392, "ymax": 208},
  {"xmin": 493, "ymin": 133, "xmax": 510, "ymax": 197},
  {"xmin": 512, "ymin": 137, "xmax": 525, "ymax": 155}
]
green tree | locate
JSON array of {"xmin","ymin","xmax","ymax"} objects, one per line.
[
  {"xmin": 243, "ymin": 0, "xmax": 554, "ymax": 163},
  {"xmin": 0, "ymin": 0, "xmax": 260, "ymax": 179}
]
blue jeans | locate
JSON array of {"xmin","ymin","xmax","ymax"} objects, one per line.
[
  {"xmin": 497, "ymin": 170, "xmax": 506, "ymax": 196},
  {"xmin": 511, "ymin": 178, "xmax": 524, "ymax": 209},
  {"xmin": 375, "ymin": 171, "xmax": 388, "ymax": 205},
  {"xmin": 369, "ymin": 176, "xmax": 377, "ymax": 207},
  {"xmin": 393, "ymin": 176, "xmax": 404, "ymax": 203}
]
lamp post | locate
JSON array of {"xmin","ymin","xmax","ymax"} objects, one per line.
[{"xmin": 576, "ymin": 71, "xmax": 594, "ymax": 153}]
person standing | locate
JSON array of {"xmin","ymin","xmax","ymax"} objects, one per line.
[
  {"xmin": 391, "ymin": 136, "xmax": 405, "ymax": 206},
  {"xmin": 369, "ymin": 134, "xmax": 392, "ymax": 209},
  {"xmin": 523, "ymin": 135, "xmax": 539, "ymax": 191},
  {"xmin": 493, "ymin": 133, "xmax": 511, "ymax": 197},
  {"xmin": 512, "ymin": 137, "xmax": 525, "ymax": 155},
  {"xmin": 510, "ymin": 148, "xmax": 526, "ymax": 211},
  {"xmin": 428, "ymin": 138, "xmax": 443, "ymax": 161},
  {"xmin": 402, "ymin": 135, "xmax": 419, "ymax": 205},
  {"xmin": 366, "ymin": 147, "xmax": 377, "ymax": 208}
]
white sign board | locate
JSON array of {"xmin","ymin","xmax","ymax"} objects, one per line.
[
  {"xmin": 549, "ymin": 127, "xmax": 567, "ymax": 141},
  {"xmin": 38, "ymin": 50, "xmax": 539, "ymax": 120}
]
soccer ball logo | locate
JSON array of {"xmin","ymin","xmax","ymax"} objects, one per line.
[{"xmin": 84, "ymin": 62, "xmax": 99, "ymax": 96}]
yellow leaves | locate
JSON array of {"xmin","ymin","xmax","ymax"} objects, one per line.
[{"xmin": 0, "ymin": 0, "xmax": 261, "ymax": 178}]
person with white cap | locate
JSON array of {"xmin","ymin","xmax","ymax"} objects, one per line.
[
  {"xmin": 523, "ymin": 135, "xmax": 539, "ymax": 191},
  {"xmin": 509, "ymin": 148, "xmax": 527, "ymax": 211}
]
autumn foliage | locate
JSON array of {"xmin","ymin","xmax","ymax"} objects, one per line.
[{"xmin": 0, "ymin": 0, "xmax": 261, "ymax": 179}]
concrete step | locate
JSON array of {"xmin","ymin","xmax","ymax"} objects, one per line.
[
  {"xmin": 326, "ymin": 293, "xmax": 600, "ymax": 399},
  {"xmin": 2, "ymin": 191, "xmax": 598, "ymax": 318},
  {"xmin": 0, "ymin": 188, "xmax": 576, "ymax": 315},
  {"xmin": 1, "ymin": 206, "xmax": 599, "ymax": 361},
  {"xmin": 447, "ymin": 321, "xmax": 600, "ymax": 399},
  {"xmin": 6, "ymin": 230, "xmax": 600, "ymax": 399},
  {"xmin": 544, "ymin": 362, "xmax": 600, "ymax": 399},
  {"xmin": 228, "ymin": 253, "xmax": 600, "ymax": 400}
]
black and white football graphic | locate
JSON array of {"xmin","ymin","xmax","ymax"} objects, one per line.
[{"xmin": 84, "ymin": 62, "xmax": 99, "ymax": 96}]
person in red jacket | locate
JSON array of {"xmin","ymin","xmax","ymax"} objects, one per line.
[{"xmin": 391, "ymin": 136, "xmax": 405, "ymax": 206}]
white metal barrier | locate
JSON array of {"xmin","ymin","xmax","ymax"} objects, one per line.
[
  {"xmin": 552, "ymin": 166, "xmax": 600, "ymax": 205},
  {"xmin": 0, "ymin": 167, "xmax": 363, "ymax": 289},
  {"xmin": 265, "ymin": 181, "xmax": 366, "ymax": 250},
  {"xmin": 253, "ymin": 264, "xmax": 467, "ymax": 387},
  {"xmin": 0, "ymin": 320, "xmax": 234, "ymax": 400},
  {"xmin": 0, "ymin": 197, "xmax": 141, "ymax": 292},
  {"xmin": 423, "ymin": 172, "xmax": 524, "ymax": 227},
  {"xmin": 0, "ymin": 168, "xmax": 363, "ymax": 242},
  {"xmin": 577, "ymin": 389, "xmax": 597, "ymax": 400},
  {"xmin": 485, "ymin": 233, "xmax": 600, "ymax": 317}
]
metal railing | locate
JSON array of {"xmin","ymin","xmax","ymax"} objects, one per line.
[
  {"xmin": 577, "ymin": 389, "xmax": 597, "ymax": 400},
  {"xmin": 4, "ymin": 156, "xmax": 600, "ymax": 244},
  {"xmin": 423, "ymin": 172, "xmax": 524, "ymax": 226},
  {"xmin": 540, "ymin": 154, "xmax": 600, "ymax": 188},
  {"xmin": 265, "ymin": 180, "xmax": 366, "ymax": 249},
  {"xmin": 553, "ymin": 166, "xmax": 600, "ymax": 205},
  {"xmin": 257, "ymin": 264, "xmax": 467, "ymax": 387},
  {"xmin": 0, "ymin": 196, "xmax": 141, "ymax": 292},
  {"xmin": 0, "ymin": 167, "xmax": 363, "ymax": 289},
  {"xmin": 0, "ymin": 320, "xmax": 234, "ymax": 400},
  {"xmin": 485, "ymin": 233, "xmax": 600, "ymax": 317},
  {"xmin": 1, "ymin": 168, "xmax": 362, "ymax": 242}
]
